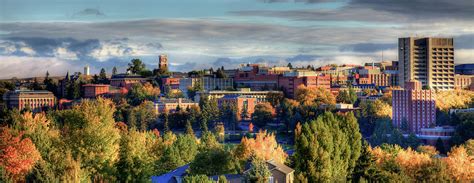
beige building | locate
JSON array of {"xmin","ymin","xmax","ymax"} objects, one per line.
[
  {"xmin": 454, "ymin": 74, "xmax": 474, "ymax": 90},
  {"xmin": 195, "ymin": 88, "xmax": 282, "ymax": 103},
  {"xmin": 3, "ymin": 90, "xmax": 56, "ymax": 112},
  {"xmin": 154, "ymin": 98, "xmax": 198, "ymax": 114},
  {"xmin": 398, "ymin": 37, "xmax": 455, "ymax": 90}
]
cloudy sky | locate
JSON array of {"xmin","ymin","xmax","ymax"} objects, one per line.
[{"xmin": 0, "ymin": 0, "xmax": 473, "ymax": 78}]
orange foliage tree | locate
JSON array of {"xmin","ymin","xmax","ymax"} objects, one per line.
[
  {"xmin": 444, "ymin": 145, "xmax": 474, "ymax": 181},
  {"xmin": 294, "ymin": 85, "xmax": 335, "ymax": 107},
  {"xmin": 234, "ymin": 130, "xmax": 287, "ymax": 164},
  {"xmin": 0, "ymin": 127, "xmax": 41, "ymax": 181}
]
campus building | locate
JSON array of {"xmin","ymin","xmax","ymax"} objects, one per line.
[
  {"xmin": 392, "ymin": 80, "xmax": 436, "ymax": 134},
  {"xmin": 195, "ymin": 88, "xmax": 283, "ymax": 103},
  {"xmin": 179, "ymin": 77, "xmax": 234, "ymax": 96},
  {"xmin": 278, "ymin": 70, "xmax": 331, "ymax": 98},
  {"xmin": 110, "ymin": 74, "xmax": 148, "ymax": 89},
  {"xmin": 398, "ymin": 37, "xmax": 455, "ymax": 90},
  {"xmin": 83, "ymin": 84, "xmax": 110, "ymax": 98},
  {"xmin": 154, "ymin": 98, "xmax": 198, "ymax": 114},
  {"xmin": 3, "ymin": 90, "xmax": 56, "ymax": 112}
]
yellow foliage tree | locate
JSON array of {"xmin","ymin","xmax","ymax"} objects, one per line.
[
  {"xmin": 294, "ymin": 85, "xmax": 335, "ymax": 107},
  {"xmin": 436, "ymin": 90, "xmax": 474, "ymax": 112},
  {"xmin": 444, "ymin": 145, "xmax": 474, "ymax": 181},
  {"xmin": 234, "ymin": 130, "xmax": 287, "ymax": 164}
]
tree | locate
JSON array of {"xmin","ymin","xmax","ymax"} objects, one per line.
[
  {"xmin": 116, "ymin": 129, "xmax": 162, "ymax": 182},
  {"xmin": 0, "ymin": 127, "xmax": 41, "ymax": 181},
  {"xmin": 435, "ymin": 90, "xmax": 474, "ymax": 112},
  {"xmin": 287, "ymin": 63, "xmax": 293, "ymax": 69},
  {"xmin": 234, "ymin": 130, "xmax": 287, "ymax": 164},
  {"xmin": 127, "ymin": 101, "xmax": 157, "ymax": 131},
  {"xmin": 127, "ymin": 58, "xmax": 146, "ymax": 74},
  {"xmin": 159, "ymin": 134, "xmax": 198, "ymax": 173},
  {"xmin": 248, "ymin": 123, "xmax": 254, "ymax": 133},
  {"xmin": 444, "ymin": 145, "xmax": 474, "ymax": 181},
  {"xmin": 99, "ymin": 68, "xmax": 109, "ymax": 84},
  {"xmin": 352, "ymin": 140, "xmax": 380, "ymax": 182},
  {"xmin": 252, "ymin": 102, "xmax": 273, "ymax": 127},
  {"xmin": 189, "ymin": 144, "xmax": 237, "ymax": 176},
  {"xmin": 294, "ymin": 112, "xmax": 362, "ymax": 182},
  {"xmin": 185, "ymin": 120, "xmax": 194, "ymax": 136},
  {"xmin": 61, "ymin": 97, "xmax": 120, "ymax": 179},
  {"xmin": 294, "ymin": 85, "xmax": 336, "ymax": 107},
  {"xmin": 435, "ymin": 138, "xmax": 446, "ymax": 154},
  {"xmin": 182, "ymin": 174, "xmax": 214, "ymax": 183},
  {"xmin": 112, "ymin": 66, "xmax": 118, "ymax": 75},
  {"xmin": 244, "ymin": 156, "xmax": 271, "ymax": 183},
  {"xmin": 451, "ymin": 111, "xmax": 474, "ymax": 145}
]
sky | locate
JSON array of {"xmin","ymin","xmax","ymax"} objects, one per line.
[{"xmin": 0, "ymin": 0, "xmax": 473, "ymax": 78}]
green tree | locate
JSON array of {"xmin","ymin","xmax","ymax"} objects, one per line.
[
  {"xmin": 127, "ymin": 58, "xmax": 146, "ymax": 74},
  {"xmin": 116, "ymin": 129, "xmax": 162, "ymax": 182},
  {"xmin": 99, "ymin": 68, "xmax": 109, "ymax": 84},
  {"xmin": 112, "ymin": 66, "xmax": 118, "ymax": 75},
  {"xmin": 252, "ymin": 102, "xmax": 273, "ymax": 127},
  {"xmin": 185, "ymin": 120, "xmax": 195, "ymax": 136},
  {"xmin": 351, "ymin": 140, "xmax": 381, "ymax": 182},
  {"xmin": 189, "ymin": 145, "xmax": 237, "ymax": 176},
  {"xmin": 244, "ymin": 156, "xmax": 271, "ymax": 183},
  {"xmin": 182, "ymin": 174, "xmax": 214, "ymax": 183},
  {"xmin": 60, "ymin": 98, "xmax": 121, "ymax": 179},
  {"xmin": 127, "ymin": 101, "xmax": 157, "ymax": 131},
  {"xmin": 294, "ymin": 112, "xmax": 362, "ymax": 182},
  {"xmin": 159, "ymin": 134, "xmax": 198, "ymax": 173},
  {"xmin": 435, "ymin": 138, "xmax": 446, "ymax": 154}
]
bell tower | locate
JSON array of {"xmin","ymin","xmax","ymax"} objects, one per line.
[{"xmin": 158, "ymin": 54, "xmax": 168, "ymax": 71}]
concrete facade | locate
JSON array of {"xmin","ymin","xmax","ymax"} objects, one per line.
[{"xmin": 398, "ymin": 37, "xmax": 455, "ymax": 90}]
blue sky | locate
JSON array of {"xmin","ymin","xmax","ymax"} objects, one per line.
[{"xmin": 0, "ymin": 0, "xmax": 473, "ymax": 78}]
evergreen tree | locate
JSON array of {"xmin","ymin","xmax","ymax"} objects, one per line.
[
  {"xmin": 435, "ymin": 138, "xmax": 446, "ymax": 154},
  {"xmin": 185, "ymin": 120, "xmax": 194, "ymax": 136},
  {"xmin": 112, "ymin": 66, "xmax": 118, "ymax": 75},
  {"xmin": 294, "ymin": 112, "xmax": 362, "ymax": 182},
  {"xmin": 99, "ymin": 68, "xmax": 109, "ymax": 84},
  {"xmin": 244, "ymin": 156, "xmax": 271, "ymax": 183}
]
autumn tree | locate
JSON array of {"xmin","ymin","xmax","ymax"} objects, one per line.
[
  {"xmin": 234, "ymin": 130, "xmax": 287, "ymax": 164},
  {"xmin": 444, "ymin": 145, "xmax": 474, "ymax": 181},
  {"xmin": 0, "ymin": 127, "xmax": 41, "ymax": 181},
  {"xmin": 435, "ymin": 90, "xmax": 474, "ymax": 112},
  {"xmin": 252, "ymin": 102, "xmax": 274, "ymax": 127},
  {"xmin": 116, "ymin": 129, "xmax": 163, "ymax": 182},
  {"xmin": 294, "ymin": 85, "xmax": 336, "ymax": 107},
  {"xmin": 60, "ymin": 97, "xmax": 121, "ymax": 179},
  {"xmin": 293, "ymin": 112, "xmax": 362, "ymax": 182}
]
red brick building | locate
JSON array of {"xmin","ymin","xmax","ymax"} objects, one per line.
[
  {"xmin": 278, "ymin": 73, "xmax": 331, "ymax": 98},
  {"xmin": 392, "ymin": 80, "xmax": 436, "ymax": 134},
  {"xmin": 234, "ymin": 64, "xmax": 280, "ymax": 90},
  {"xmin": 162, "ymin": 77, "xmax": 181, "ymax": 90},
  {"xmin": 217, "ymin": 95, "xmax": 257, "ymax": 119},
  {"xmin": 110, "ymin": 74, "xmax": 148, "ymax": 89},
  {"xmin": 83, "ymin": 84, "xmax": 110, "ymax": 98}
]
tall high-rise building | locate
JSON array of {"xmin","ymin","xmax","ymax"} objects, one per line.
[
  {"xmin": 158, "ymin": 54, "xmax": 168, "ymax": 71},
  {"xmin": 392, "ymin": 80, "xmax": 436, "ymax": 134},
  {"xmin": 398, "ymin": 37, "xmax": 455, "ymax": 90}
]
